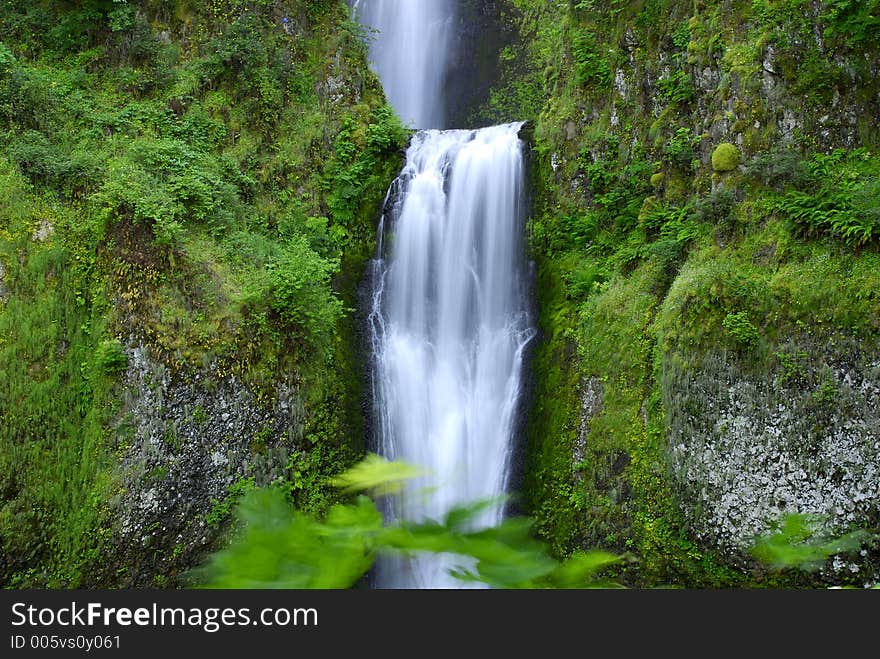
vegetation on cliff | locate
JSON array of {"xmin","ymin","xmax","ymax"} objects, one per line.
[
  {"xmin": 476, "ymin": 0, "xmax": 880, "ymax": 587},
  {"xmin": 0, "ymin": 0, "xmax": 404, "ymax": 587}
]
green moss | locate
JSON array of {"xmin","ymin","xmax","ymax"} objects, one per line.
[
  {"xmin": 650, "ymin": 172, "xmax": 666, "ymax": 188},
  {"xmin": 522, "ymin": 256, "xmax": 583, "ymax": 558},
  {"xmin": 712, "ymin": 143, "xmax": 741, "ymax": 172}
]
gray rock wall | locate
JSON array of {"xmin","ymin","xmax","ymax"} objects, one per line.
[
  {"xmin": 98, "ymin": 342, "xmax": 304, "ymax": 586},
  {"xmin": 665, "ymin": 336, "xmax": 880, "ymax": 582}
]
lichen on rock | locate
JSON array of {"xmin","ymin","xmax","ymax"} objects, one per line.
[{"xmin": 665, "ymin": 336, "xmax": 880, "ymax": 580}]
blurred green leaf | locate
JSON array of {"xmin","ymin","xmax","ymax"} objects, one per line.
[
  {"xmin": 194, "ymin": 488, "xmax": 382, "ymax": 589},
  {"xmin": 329, "ymin": 453, "xmax": 425, "ymax": 495},
  {"xmin": 751, "ymin": 513, "xmax": 869, "ymax": 572},
  {"xmin": 546, "ymin": 550, "xmax": 623, "ymax": 589}
]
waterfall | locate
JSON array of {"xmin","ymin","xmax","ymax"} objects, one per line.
[
  {"xmin": 351, "ymin": 0, "xmax": 454, "ymax": 129},
  {"xmin": 355, "ymin": 0, "xmax": 534, "ymax": 588},
  {"xmin": 368, "ymin": 125, "xmax": 534, "ymax": 588}
]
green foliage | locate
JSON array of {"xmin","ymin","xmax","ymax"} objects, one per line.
[
  {"xmin": 6, "ymin": 130, "xmax": 104, "ymax": 196},
  {"xmin": 671, "ymin": 20, "xmax": 691, "ymax": 51},
  {"xmin": 821, "ymin": 0, "xmax": 880, "ymax": 48},
  {"xmin": 324, "ymin": 104, "xmax": 406, "ymax": 229},
  {"xmin": 571, "ymin": 28, "xmax": 612, "ymax": 88},
  {"xmin": 564, "ymin": 258, "xmax": 609, "ymax": 301},
  {"xmin": 0, "ymin": 41, "xmax": 15, "ymax": 70},
  {"xmin": 580, "ymin": 155, "xmax": 654, "ymax": 233},
  {"xmin": 751, "ymin": 513, "xmax": 870, "ymax": 571},
  {"xmin": 205, "ymin": 477, "xmax": 256, "ymax": 530},
  {"xmin": 196, "ymin": 456, "xmax": 623, "ymax": 589},
  {"xmin": 493, "ymin": 0, "xmax": 880, "ymax": 591},
  {"xmin": 722, "ymin": 311, "xmax": 760, "ymax": 349},
  {"xmin": 329, "ymin": 453, "xmax": 424, "ymax": 496},
  {"xmin": 0, "ymin": 0, "xmax": 403, "ymax": 586},
  {"xmin": 774, "ymin": 188, "xmax": 878, "ymax": 247},
  {"xmin": 775, "ymin": 349, "xmax": 810, "ymax": 386},
  {"xmin": 0, "ymin": 171, "xmax": 115, "ymax": 587},
  {"xmin": 197, "ymin": 456, "xmax": 874, "ymax": 589},
  {"xmin": 689, "ymin": 188, "xmax": 736, "ymax": 227},
  {"xmin": 770, "ymin": 149, "xmax": 880, "ymax": 247},
  {"xmin": 265, "ymin": 237, "xmax": 343, "ymax": 361},
  {"xmin": 744, "ymin": 147, "xmax": 810, "ymax": 190},
  {"xmin": 657, "ymin": 70, "xmax": 695, "ymax": 106},
  {"xmin": 197, "ymin": 487, "xmax": 381, "ymax": 588},
  {"xmin": 96, "ymin": 157, "xmax": 181, "ymax": 248},
  {"xmin": 94, "ymin": 338, "xmax": 127, "ymax": 375},
  {"xmin": 664, "ymin": 127, "xmax": 698, "ymax": 169}
]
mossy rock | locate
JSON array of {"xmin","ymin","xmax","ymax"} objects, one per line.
[
  {"xmin": 711, "ymin": 143, "xmax": 740, "ymax": 172},
  {"xmin": 650, "ymin": 172, "xmax": 666, "ymax": 188},
  {"xmin": 638, "ymin": 195, "xmax": 661, "ymax": 221},
  {"xmin": 665, "ymin": 174, "xmax": 688, "ymax": 202}
]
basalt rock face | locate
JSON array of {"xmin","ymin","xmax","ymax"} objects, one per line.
[
  {"xmin": 444, "ymin": 0, "xmax": 517, "ymax": 128},
  {"xmin": 88, "ymin": 344, "xmax": 303, "ymax": 587},
  {"xmin": 665, "ymin": 338, "xmax": 880, "ymax": 585}
]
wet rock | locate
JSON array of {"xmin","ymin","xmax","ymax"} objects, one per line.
[
  {"xmin": 573, "ymin": 376, "xmax": 604, "ymax": 469},
  {"xmin": 31, "ymin": 219, "xmax": 53, "ymax": 242},
  {"xmin": 99, "ymin": 342, "xmax": 305, "ymax": 587}
]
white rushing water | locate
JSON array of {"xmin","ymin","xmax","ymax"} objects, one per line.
[
  {"xmin": 351, "ymin": 0, "xmax": 454, "ymax": 129},
  {"xmin": 368, "ymin": 124, "xmax": 534, "ymax": 588}
]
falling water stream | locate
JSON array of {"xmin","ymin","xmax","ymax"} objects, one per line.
[
  {"xmin": 354, "ymin": 1, "xmax": 534, "ymax": 589},
  {"xmin": 352, "ymin": 0, "xmax": 454, "ymax": 129}
]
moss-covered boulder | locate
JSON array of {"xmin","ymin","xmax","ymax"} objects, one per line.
[{"xmin": 711, "ymin": 143, "xmax": 741, "ymax": 172}]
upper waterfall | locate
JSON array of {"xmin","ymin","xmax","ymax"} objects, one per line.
[{"xmin": 351, "ymin": 0, "xmax": 455, "ymax": 129}]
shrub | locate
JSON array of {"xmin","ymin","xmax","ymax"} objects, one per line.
[
  {"xmin": 775, "ymin": 188, "xmax": 878, "ymax": 247},
  {"xmin": 96, "ymin": 138, "xmax": 243, "ymax": 243},
  {"xmin": 722, "ymin": 311, "xmax": 759, "ymax": 348},
  {"xmin": 96, "ymin": 157, "xmax": 183, "ymax": 248},
  {"xmin": 638, "ymin": 195, "xmax": 661, "ymax": 222},
  {"xmin": 768, "ymin": 148, "xmax": 880, "ymax": 247},
  {"xmin": 664, "ymin": 127, "xmax": 698, "ymax": 169},
  {"xmin": 7, "ymin": 130, "xmax": 103, "ymax": 195},
  {"xmin": 744, "ymin": 147, "xmax": 810, "ymax": 190},
  {"xmin": 94, "ymin": 338, "xmax": 128, "ymax": 375},
  {"xmin": 0, "ymin": 41, "xmax": 14, "ymax": 72},
  {"xmin": 565, "ymin": 259, "xmax": 608, "ymax": 300},
  {"xmin": 657, "ymin": 70, "xmax": 695, "ymax": 106},
  {"xmin": 571, "ymin": 29, "xmax": 612, "ymax": 88},
  {"xmin": 689, "ymin": 188, "xmax": 736, "ymax": 226},
  {"xmin": 639, "ymin": 201, "xmax": 700, "ymax": 263},
  {"xmin": 711, "ymin": 143, "xmax": 740, "ymax": 172},
  {"xmin": 267, "ymin": 237, "xmax": 343, "ymax": 360},
  {"xmin": 821, "ymin": 0, "xmax": 880, "ymax": 48}
]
